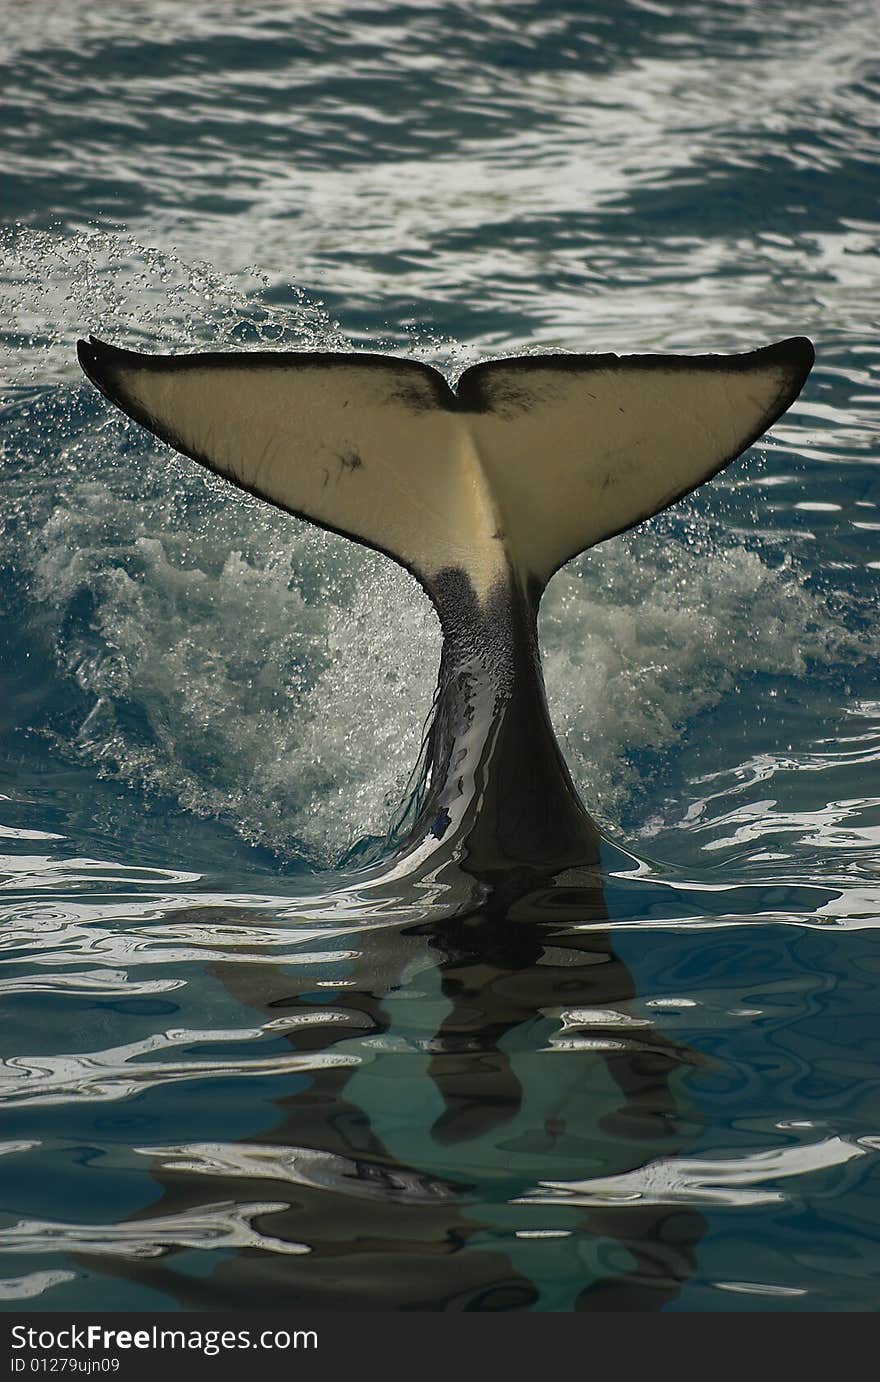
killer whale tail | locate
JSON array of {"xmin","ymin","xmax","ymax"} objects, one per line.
[{"xmin": 76, "ymin": 335, "xmax": 814, "ymax": 609}]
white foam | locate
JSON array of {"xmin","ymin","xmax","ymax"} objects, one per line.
[
  {"xmin": 24, "ymin": 453, "xmax": 439, "ymax": 861},
  {"xmin": 12, "ymin": 417, "xmax": 859, "ymax": 863},
  {"xmin": 541, "ymin": 534, "xmax": 861, "ymax": 827}
]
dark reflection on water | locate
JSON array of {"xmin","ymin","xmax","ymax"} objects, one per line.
[{"xmin": 83, "ymin": 879, "xmax": 706, "ymax": 1311}]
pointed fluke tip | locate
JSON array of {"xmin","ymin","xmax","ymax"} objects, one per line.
[
  {"xmin": 77, "ymin": 335, "xmax": 129, "ymax": 361},
  {"xmin": 780, "ymin": 333, "xmax": 815, "ymax": 373},
  {"xmin": 77, "ymin": 335, "xmax": 136, "ymax": 388},
  {"xmin": 76, "ymin": 336, "xmax": 99, "ymax": 383},
  {"xmin": 766, "ymin": 334, "xmax": 815, "ymax": 388},
  {"xmin": 77, "ymin": 336, "xmax": 127, "ymax": 401}
]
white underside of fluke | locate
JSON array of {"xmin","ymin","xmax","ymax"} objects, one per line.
[{"xmin": 77, "ymin": 338, "xmax": 813, "ymax": 602}]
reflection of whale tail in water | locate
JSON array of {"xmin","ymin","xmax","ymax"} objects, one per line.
[
  {"xmin": 74, "ymin": 336, "xmax": 812, "ymax": 1308},
  {"xmin": 77, "ymin": 335, "xmax": 814, "ymax": 876},
  {"xmin": 86, "ymin": 908, "xmax": 709, "ymax": 1311}
]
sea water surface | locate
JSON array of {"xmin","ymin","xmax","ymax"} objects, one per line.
[{"xmin": 1, "ymin": 0, "xmax": 879, "ymax": 1311}]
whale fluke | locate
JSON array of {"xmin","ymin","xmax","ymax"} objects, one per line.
[
  {"xmin": 77, "ymin": 335, "xmax": 814, "ymax": 878},
  {"xmin": 76, "ymin": 336, "xmax": 814, "ymax": 605}
]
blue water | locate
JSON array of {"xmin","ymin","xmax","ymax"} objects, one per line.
[{"xmin": 1, "ymin": 0, "xmax": 879, "ymax": 1311}]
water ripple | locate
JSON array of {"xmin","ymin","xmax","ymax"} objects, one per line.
[
  {"xmin": 0, "ymin": 1037, "xmax": 359, "ymax": 1109},
  {"xmin": 517, "ymin": 1135, "xmax": 874, "ymax": 1209},
  {"xmin": 0, "ymin": 1203, "xmax": 307, "ymax": 1259}
]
